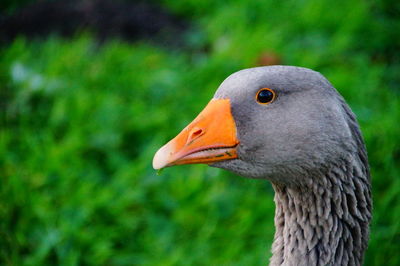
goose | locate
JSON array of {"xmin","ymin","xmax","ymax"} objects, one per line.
[{"xmin": 152, "ymin": 66, "xmax": 372, "ymax": 266}]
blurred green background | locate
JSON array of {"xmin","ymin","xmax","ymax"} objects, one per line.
[{"xmin": 1, "ymin": 0, "xmax": 399, "ymax": 265}]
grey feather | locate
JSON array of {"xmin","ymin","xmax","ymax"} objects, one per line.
[{"xmin": 211, "ymin": 66, "xmax": 372, "ymax": 266}]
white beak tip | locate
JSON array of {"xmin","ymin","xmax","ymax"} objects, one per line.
[{"xmin": 152, "ymin": 144, "xmax": 170, "ymax": 170}]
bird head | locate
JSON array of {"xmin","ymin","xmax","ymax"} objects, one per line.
[{"xmin": 153, "ymin": 66, "xmax": 355, "ymax": 185}]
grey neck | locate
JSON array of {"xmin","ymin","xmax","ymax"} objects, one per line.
[{"xmin": 269, "ymin": 154, "xmax": 371, "ymax": 266}]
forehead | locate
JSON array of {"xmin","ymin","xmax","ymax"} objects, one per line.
[
  {"xmin": 214, "ymin": 68, "xmax": 274, "ymax": 99},
  {"xmin": 214, "ymin": 66, "xmax": 334, "ymax": 99}
]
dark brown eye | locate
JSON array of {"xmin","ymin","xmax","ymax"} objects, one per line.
[{"xmin": 256, "ymin": 88, "xmax": 276, "ymax": 104}]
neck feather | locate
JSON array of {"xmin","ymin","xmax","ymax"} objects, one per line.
[{"xmin": 269, "ymin": 154, "xmax": 371, "ymax": 266}]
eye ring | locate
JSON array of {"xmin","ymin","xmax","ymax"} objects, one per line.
[{"xmin": 256, "ymin": 88, "xmax": 276, "ymax": 105}]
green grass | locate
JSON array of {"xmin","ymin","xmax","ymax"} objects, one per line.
[{"xmin": 1, "ymin": 0, "xmax": 399, "ymax": 265}]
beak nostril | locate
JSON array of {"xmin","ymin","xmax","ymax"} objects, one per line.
[
  {"xmin": 187, "ymin": 127, "xmax": 204, "ymax": 145},
  {"xmin": 192, "ymin": 129, "xmax": 203, "ymax": 137}
]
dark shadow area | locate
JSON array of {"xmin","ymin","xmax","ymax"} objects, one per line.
[{"xmin": 0, "ymin": 0, "xmax": 188, "ymax": 46}]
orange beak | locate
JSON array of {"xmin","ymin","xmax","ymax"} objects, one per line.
[{"xmin": 152, "ymin": 99, "xmax": 239, "ymax": 169}]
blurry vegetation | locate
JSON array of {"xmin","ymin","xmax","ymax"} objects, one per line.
[
  {"xmin": 0, "ymin": 0, "xmax": 187, "ymax": 45},
  {"xmin": 1, "ymin": 0, "xmax": 399, "ymax": 265}
]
